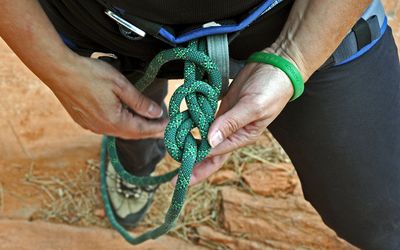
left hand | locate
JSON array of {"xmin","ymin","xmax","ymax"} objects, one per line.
[{"xmin": 186, "ymin": 59, "xmax": 296, "ymax": 185}]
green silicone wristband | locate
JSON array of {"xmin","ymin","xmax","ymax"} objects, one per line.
[{"xmin": 247, "ymin": 52, "xmax": 304, "ymax": 101}]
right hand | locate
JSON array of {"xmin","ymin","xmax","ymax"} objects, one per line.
[{"xmin": 47, "ymin": 55, "xmax": 167, "ymax": 140}]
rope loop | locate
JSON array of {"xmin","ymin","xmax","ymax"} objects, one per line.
[
  {"xmin": 165, "ymin": 79, "xmax": 219, "ymax": 163},
  {"xmin": 100, "ymin": 39, "xmax": 223, "ymax": 244}
]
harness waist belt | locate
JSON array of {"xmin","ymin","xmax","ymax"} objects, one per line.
[
  {"xmin": 97, "ymin": 0, "xmax": 284, "ymax": 45},
  {"xmin": 328, "ymin": 0, "xmax": 387, "ymax": 66}
]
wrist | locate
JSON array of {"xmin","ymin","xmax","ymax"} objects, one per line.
[
  {"xmin": 248, "ymin": 52, "xmax": 304, "ymax": 101},
  {"xmin": 41, "ymin": 49, "xmax": 83, "ymax": 92},
  {"xmin": 263, "ymin": 43, "xmax": 309, "ymax": 82},
  {"xmin": 258, "ymin": 63, "xmax": 294, "ymax": 101}
]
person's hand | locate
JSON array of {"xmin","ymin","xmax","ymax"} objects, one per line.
[
  {"xmin": 47, "ymin": 55, "xmax": 167, "ymax": 139},
  {"xmin": 186, "ymin": 59, "xmax": 297, "ymax": 185},
  {"xmin": 173, "ymin": 153, "xmax": 231, "ymax": 186}
]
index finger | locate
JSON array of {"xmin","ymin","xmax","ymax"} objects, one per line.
[
  {"xmin": 208, "ymin": 98, "xmax": 254, "ymax": 148},
  {"xmin": 208, "ymin": 127, "xmax": 254, "ymax": 156}
]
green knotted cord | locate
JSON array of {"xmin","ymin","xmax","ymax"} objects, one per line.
[{"xmin": 100, "ymin": 39, "xmax": 222, "ymax": 244}]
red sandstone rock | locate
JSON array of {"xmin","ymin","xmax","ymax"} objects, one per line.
[
  {"xmin": 208, "ymin": 170, "xmax": 239, "ymax": 185},
  {"xmin": 197, "ymin": 226, "xmax": 273, "ymax": 250},
  {"xmin": 218, "ymin": 186, "xmax": 356, "ymax": 249},
  {"xmin": 0, "ymin": 220, "xmax": 207, "ymax": 250},
  {"xmin": 242, "ymin": 163, "xmax": 298, "ymax": 197}
]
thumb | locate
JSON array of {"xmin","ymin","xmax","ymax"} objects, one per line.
[
  {"xmin": 113, "ymin": 75, "xmax": 163, "ymax": 119},
  {"xmin": 208, "ymin": 100, "xmax": 252, "ymax": 148}
]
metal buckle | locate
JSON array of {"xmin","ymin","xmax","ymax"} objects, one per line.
[
  {"xmin": 90, "ymin": 52, "xmax": 118, "ymax": 60},
  {"xmin": 104, "ymin": 10, "xmax": 146, "ymax": 38}
]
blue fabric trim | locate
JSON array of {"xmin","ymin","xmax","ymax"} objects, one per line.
[
  {"xmin": 115, "ymin": 7, "xmax": 126, "ymax": 14},
  {"xmin": 159, "ymin": 0, "xmax": 276, "ymax": 44},
  {"xmin": 336, "ymin": 16, "xmax": 388, "ymax": 66},
  {"xmin": 60, "ymin": 33, "xmax": 77, "ymax": 49}
]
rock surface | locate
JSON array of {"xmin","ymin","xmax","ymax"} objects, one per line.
[
  {"xmin": 0, "ymin": 220, "xmax": 206, "ymax": 250},
  {"xmin": 0, "ymin": 38, "xmax": 101, "ymax": 219},
  {"xmin": 216, "ymin": 186, "xmax": 355, "ymax": 250},
  {"xmin": 242, "ymin": 163, "xmax": 298, "ymax": 197},
  {"xmin": 197, "ymin": 226, "xmax": 269, "ymax": 250},
  {"xmin": 208, "ymin": 170, "xmax": 239, "ymax": 185},
  {"xmin": 0, "ymin": 1, "xmax": 398, "ymax": 249},
  {"xmin": 196, "ymin": 163, "xmax": 356, "ymax": 250}
]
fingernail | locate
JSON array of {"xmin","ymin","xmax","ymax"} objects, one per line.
[
  {"xmin": 171, "ymin": 177, "xmax": 177, "ymax": 186},
  {"xmin": 148, "ymin": 102, "xmax": 163, "ymax": 118},
  {"xmin": 210, "ymin": 130, "xmax": 224, "ymax": 148}
]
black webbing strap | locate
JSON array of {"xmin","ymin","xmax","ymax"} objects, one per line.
[
  {"xmin": 321, "ymin": 15, "xmax": 382, "ymax": 67},
  {"xmin": 352, "ymin": 18, "xmax": 372, "ymax": 50},
  {"xmin": 95, "ymin": 0, "xmax": 114, "ymax": 11}
]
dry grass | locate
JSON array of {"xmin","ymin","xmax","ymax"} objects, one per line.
[
  {"xmin": 25, "ymin": 161, "xmax": 107, "ymax": 227},
  {"xmin": 25, "ymin": 131, "xmax": 289, "ymax": 247}
]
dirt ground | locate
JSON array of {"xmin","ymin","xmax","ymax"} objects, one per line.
[{"xmin": 0, "ymin": 2, "xmax": 399, "ymax": 250}]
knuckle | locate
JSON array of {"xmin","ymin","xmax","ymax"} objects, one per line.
[
  {"xmin": 135, "ymin": 120, "xmax": 145, "ymax": 133},
  {"xmin": 253, "ymin": 106, "xmax": 264, "ymax": 116},
  {"xmin": 223, "ymin": 118, "xmax": 240, "ymax": 135},
  {"xmin": 134, "ymin": 94, "xmax": 147, "ymax": 111},
  {"xmin": 248, "ymin": 133, "xmax": 259, "ymax": 143},
  {"xmin": 107, "ymin": 115, "xmax": 120, "ymax": 127},
  {"xmin": 252, "ymin": 99, "xmax": 265, "ymax": 116},
  {"xmin": 113, "ymin": 75, "xmax": 130, "ymax": 92},
  {"xmin": 116, "ymin": 77, "xmax": 129, "ymax": 91},
  {"xmin": 114, "ymin": 73, "xmax": 127, "ymax": 84}
]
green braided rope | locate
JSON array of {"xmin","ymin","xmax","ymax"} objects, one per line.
[{"xmin": 100, "ymin": 39, "xmax": 222, "ymax": 244}]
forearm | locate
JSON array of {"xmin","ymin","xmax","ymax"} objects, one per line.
[
  {"xmin": 0, "ymin": 0, "xmax": 77, "ymax": 89},
  {"xmin": 268, "ymin": 0, "xmax": 372, "ymax": 81}
]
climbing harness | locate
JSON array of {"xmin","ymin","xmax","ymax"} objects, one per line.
[
  {"xmin": 94, "ymin": 0, "xmax": 387, "ymax": 245},
  {"xmin": 98, "ymin": 0, "xmax": 284, "ymax": 45}
]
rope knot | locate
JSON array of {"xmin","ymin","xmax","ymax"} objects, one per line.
[{"xmin": 164, "ymin": 42, "xmax": 222, "ymax": 165}]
